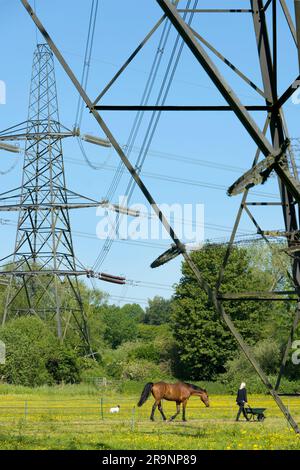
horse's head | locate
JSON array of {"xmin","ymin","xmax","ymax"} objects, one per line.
[{"xmin": 200, "ymin": 389, "xmax": 210, "ymax": 407}]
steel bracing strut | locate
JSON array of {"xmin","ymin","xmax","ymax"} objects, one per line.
[{"xmin": 19, "ymin": 0, "xmax": 300, "ymax": 432}]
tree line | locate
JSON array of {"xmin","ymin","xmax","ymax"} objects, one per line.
[{"xmin": 0, "ymin": 242, "xmax": 299, "ymax": 392}]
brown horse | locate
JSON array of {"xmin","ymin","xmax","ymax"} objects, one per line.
[{"xmin": 137, "ymin": 381, "xmax": 209, "ymax": 422}]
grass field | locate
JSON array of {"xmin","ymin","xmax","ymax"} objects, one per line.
[{"xmin": 0, "ymin": 384, "xmax": 300, "ymax": 450}]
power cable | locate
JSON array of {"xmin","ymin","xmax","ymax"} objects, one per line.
[
  {"xmin": 93, "ymin": 0, "xmax": 200, "ymax": 271},
  {"xmin": 74, "ymin": 0, "xmax": 99, "ymax": 129}
]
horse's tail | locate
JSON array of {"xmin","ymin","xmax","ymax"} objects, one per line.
[{"xmin": 137, "ymin": 382, "xmax": 153, "ymax": 407}]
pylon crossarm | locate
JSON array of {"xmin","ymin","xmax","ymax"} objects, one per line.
[
  {"xmin": 0, "ymin": 270, "xmax": 88, "ymax": 277},
  {"xmin": 0, "ymin": 132, "xmax": 75, "ymax": 141},
  {"xmin": 177, "ymin": 9, "xmax": 254, "ymax": 13},
  {"xmin": 0, "ymin": 120, "xmax": 75, "ymax": 140},
  {"xmin": 0, "ymin": 203, "xmax": 108, "ymax": 211},
  {"xmin": 94, "ymin": 105, "xmax": 271, "ymax": 111}
]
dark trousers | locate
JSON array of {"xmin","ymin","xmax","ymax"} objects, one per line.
[{"xmin": 236, "ymin": 403, "xmax": 249, "ymax": 421}]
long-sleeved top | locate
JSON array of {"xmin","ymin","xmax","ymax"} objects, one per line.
[{"xmin": 236, "ymin": 388, "xmax": 247, "ymax": 405}]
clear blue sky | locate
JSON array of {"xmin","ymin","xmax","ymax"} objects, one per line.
[{"xmin": 0, "ymin": 0, "xmax": 299, "ymax": 307}]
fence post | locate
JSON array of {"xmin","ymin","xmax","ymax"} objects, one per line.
[
  {"xmin": 287, "ymin": 399, "xmax": 291, "ymax": 430},
  {"xmin": 131, "ymin": 406, "xmax": 136, "ymax": 432},
  {"xmin": 100, "ymin": 397, "xmax": 104, "ymax": 420},
  {"xmin": 24, "ymin": 400, "xmax": 28, "ymax": 421}
]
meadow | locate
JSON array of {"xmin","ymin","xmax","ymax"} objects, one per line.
[{"xmin": 0, "ymin": 384, "xmax": 300, "ymax": 450}]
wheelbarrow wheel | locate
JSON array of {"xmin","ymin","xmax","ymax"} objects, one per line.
[{"xmin": 257, "ymin": 414, "xmax": 265, "ymax": 422}]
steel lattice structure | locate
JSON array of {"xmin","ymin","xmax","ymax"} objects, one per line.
[
  {"xmin": 0, "ymin": 43, "xmax": 128, "ymax": 346},
  {"xmin": 14, "ymin": 0, "xmax": 300, "ymax": 432},
  {"xmin": 0, "ymin": 44, "xmax": 94, "ymax": 347}
]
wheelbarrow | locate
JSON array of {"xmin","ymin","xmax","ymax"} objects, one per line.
[{"xmin": 245, "ymin": 406, "xmax": 266, "ymax": 422}]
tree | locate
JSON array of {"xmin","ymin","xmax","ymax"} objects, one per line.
[
  {"xmin": 143, "ymin": 296, "xmax": 173, "ymax": 325},
  {"xmin": 171, "ymin": 244, "xmax": 279, "ymax": 380},
  {"xmin": 102, "ymin": 304, "xmax": 138, "ymax": 349},
  {"xmin": 121, "ymin": 303, "xmax": 144, "ymax": 322}
]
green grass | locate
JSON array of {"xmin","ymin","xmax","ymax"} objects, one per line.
[{"xmin": 0, "ymin": 384, "xmax": 300, "ymax": 449}]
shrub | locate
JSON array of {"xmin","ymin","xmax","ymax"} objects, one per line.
[
  {"xmin": 121, "ymin": 360, "xmax": 170, "ymax": 381},
  {"xmin": 79, "ymin": 357, "xmax": 106, "ymax": 384},
  {"xmin": 102, "ymin": 306, "xmax": 138, "ymax": 349},
  {"xmin": 221, "ymin": 339, "xmax": 287, "ymax": 393},
  {"xmin": 0, "ymin": 317, "xmax": 81, "ymax": 386},
  {"xmin": 45, "ymin": 347, "xmax": 81, "ymax": 384}
]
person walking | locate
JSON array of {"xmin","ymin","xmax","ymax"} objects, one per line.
[{"xmin": 235, "ymin": 382, "xmax": 250, "ymax": 421}]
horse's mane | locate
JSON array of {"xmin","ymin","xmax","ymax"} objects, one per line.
[{"xmin": 184, "ymin": 382, "xmax": 206, "ymax": 393}]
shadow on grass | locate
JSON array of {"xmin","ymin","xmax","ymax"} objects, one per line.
[
  {"xmin": 0, "ymin": 431, "xmax": 115, "ymax": 450},
  {"xmin": 136, "ymin": 423, "xmax": 209, "ymax": 439}
]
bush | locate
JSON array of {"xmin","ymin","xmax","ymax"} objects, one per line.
[
  {"xmin": 102, "ymin": 306, "xmax": 138, "ymax": 349},
  {"xmin": 102, "ymin": 342, "xmax": 172, "ymax": 381},
  {"xmin": 120, "ymin": 341, "xmax": 161, "ymax": 363},
  {"xmin": 45, "ymin": 347, "xmax": 81, "ymax": 384},
  {"xmin": 220, "ymin": 339, "xmax": 298, "ymax": 393},
  {"xmin": 137, "ymin": 323, "xmax": 170, "ymax": 341},
  {"xmin": 0, "ymin": 317, "xmax": 81, "ymax": 386},
  {"xmin": 121, "ymin": 360, "xmax": 170, "ymax": 381},
  {"xmin": 79, "ymin": 357, "xmax": 106, "ymax": 384},
  {"xmin": 0, "ymin": 317, "xmax": 54, "ymax": 386}
]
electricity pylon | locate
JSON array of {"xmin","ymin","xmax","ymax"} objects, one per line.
[{"xmin": 0, "ymin": 44, "xmax": 98, "ymax": 348}]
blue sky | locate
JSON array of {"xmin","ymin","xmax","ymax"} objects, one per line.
[{"xmin": 0, "ymin": 0, "xmax": 299, "ymax": 307}]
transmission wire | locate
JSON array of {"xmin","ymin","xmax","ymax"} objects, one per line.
[{"xmin": 93, "ymin": 0, "xmax": 199, "ymax": 271}]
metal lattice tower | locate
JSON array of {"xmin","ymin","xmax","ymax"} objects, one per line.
[{"xmin": 0, "ymin": 44, "xmax": 90, "ymax": 346}]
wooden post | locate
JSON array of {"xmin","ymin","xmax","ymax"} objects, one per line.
[
  {"xmin": 100, "ymin": 397, "xmax": 104, "ymax": 420},
  {"xmin": 131, "ymin": 406, "xmax": 136, "ymax": 432},
  {"xmin": 24, "ymin": 400, "xmax": 28, "ymax": 421}
]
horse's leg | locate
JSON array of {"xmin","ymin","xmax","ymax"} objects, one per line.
[
  {"xmin": 169, "ymin": 401, "xmax": 181, "ymax": 422},
  {"xmin": 182, "ymin": 399, "xmax": 188, "ymax": 422},
  {"xmin": 150, "ymin": 400, "xmax": 158, "ymax": 421},
  {"xmin": 158, "ymin": 401, "xmax": 167, "ymax": 421}
]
